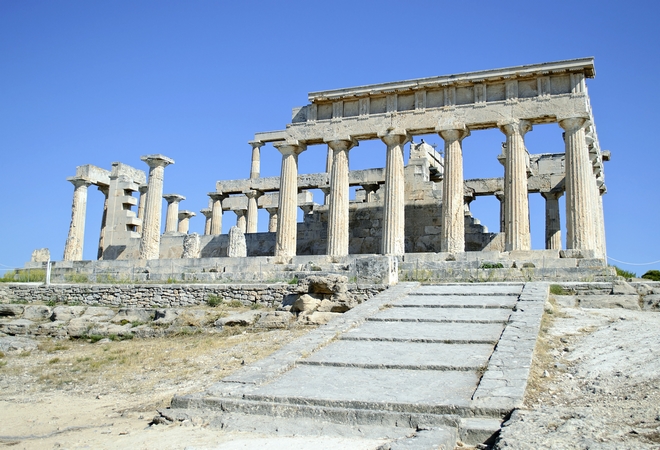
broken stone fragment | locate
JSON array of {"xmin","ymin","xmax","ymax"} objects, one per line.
[
  {"xmin": 292, "ymin": 294, "xmax": 320, "ymax": 313},
  {"xmin": 0, "ymin": 305, "xmax": 25, "ymax": 317},
  {"xmin": 22, "ymin": 305, "xmax": 51, "ymax": 321},
  {"xmin": 255, "ymin": 311, "xmax": 294, "ymax": 328}
]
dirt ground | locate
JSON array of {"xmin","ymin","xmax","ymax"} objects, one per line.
[{"xmin": 2, "ymin": 300, "xmax": 660, "ymax": 449}]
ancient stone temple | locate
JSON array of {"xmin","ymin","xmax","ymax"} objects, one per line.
[{"xmin": 52, "ymin": 58, "xmax": 610, "ymax": 282}]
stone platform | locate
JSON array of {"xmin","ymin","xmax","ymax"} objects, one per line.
[{"xmin": 168, "ymin": 281, "xmax": 549, "ymax": 448}]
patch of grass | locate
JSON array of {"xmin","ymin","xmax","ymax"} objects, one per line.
[
  {"xmin": 250, "ymin": 303, "xmax": 262, "ymax": 310},
  {"xmin": 228, "ymin": 300, "xmax": 243, "ymax": 308},
  {"xmin": 550, "ymin": 284, "xmax": 570, "ymax": 295},
  {"xmin": 167, "ymin": 277, "xmax": 177, "ymax": 284},
  {"xmin": 612, "ymin": 265, "xmax": 636, "ymax": 279},
  {"xmin": 0, "ymin": 351, "xmax": 5, "ymax": 358},
  {"xmin": 0, "ymin": 360, "xmax": 6, "ymax": 368},
  {"xmin": 65, "ymin": 273, "xmax": 89, "ymax": 283},
  {"xmin": 480, "ymin": 262, "xmax": 504, "ymax": 269},
  {"xmin": 642, "ymin": 270, "xmax": 660, "ymax": 282},
  {"xmin": 46, "ymin": 298, "xmax": 57, "ymax": 307},
  {"xmin": 85, "ymin": 334, "xmax": 105, "ymax": 343},
  {"xmin": 131, "ymin": 320, "xmax": 145, "ymax": 327},
  {"xmin": 207, "ymin": 294, "xmax": 224, "ymax": 307},
  {"xmin": 48, "ymin": 357, "xmax": 61, "ymax": 364},
  {"xmin": 288, "ymin": 276, "xmax": 299, "ymax": 285},
  {"xmin": 0, "ymin": 269, "xmax": 46, "ymax": 283}
]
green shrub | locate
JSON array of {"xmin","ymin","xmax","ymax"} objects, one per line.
[
  {"xmin": 1, "ymin": 269, "xmax": 46, "ymax": 283},
  {"xmin": 549, "ymin": 284, "xmax": 570, "ymax": 295},
  {"xmin": 641, "ymin": 270, "xmax": 660, "ymax": 282},
  {"xmin": 228, "ymin": 300, "xmax": 243, "ymax": 308},
  {"xmin": 480, "ymin": 263, "xmax": 504, "ymax": 269},
  {"xmin": 612, "ymin": 266, "xmax": 636, "ymax": 279},
  {"xmin": 65, "ymin": 273, "xmax": 89, "ymax": 283},
  {"xmin": 288, "ymin": 276, "xmax": 299, "ymax": 285},
  {"xmin": 207, "ymin": 294, "xmax": 223, "ymax": 307}
]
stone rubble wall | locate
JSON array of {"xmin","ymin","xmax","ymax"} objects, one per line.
[
  {"xmin": 0, "ymin": 283, "xmax": 384, "ymax": 309},
  {"xmin": 551, "ymin": 280, "xmax": 660, "ymax": 311}
]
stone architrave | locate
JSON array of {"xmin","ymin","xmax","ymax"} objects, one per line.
[
  {"xmin": 182, "ymin": 233, "xmax": 201, "ymax": 258},
  {"xmin": 136, "ymin": 184, "xmax": 148, "ymax": 233},
  {"xmin": 541, "ymin": 191, "xmax": 563, "ymax": 250},
  {"xmin": 249, "ymin": 141, "xmax": 264, "ymax": 179},
  {"xmin": 138, "ymin": 154, "xmax": 174, "ymax": 260},
  {"xmin": 177, "ymin": 210, "xmax": 195, "ymax": 234},
  {"xmin": 437, "ymin": 124, "xmax": 469, "ymax": 254},
  {"xmin": 378, "ymin": 129, "xmax": 410, "ymax": 256},
  {"xmin": 499, "ymin": 120, "xmax": 532, "ymax": 251},
  {"xmin": 200, "ymin": 208, "xmax": 212, "ymax": 235},
  {"xmin": 208, "ymin": 192, "xmax": 226, "ymax": 235},
  {"xmin": 63, "ymin": 177, "xmax": 92, "ymax": 261},
  {"xmin": 274, "ymin": 141, "xmax": 306, "ymax": 257},
  {"xmin": 228, "ymin": 226, "xmax": 247, "ymax": 257},
  {"xmin": 234, "ymin": 209, "xmax": 247, "ymax": 233},
  {"xmin": 265, "ymin": 207, "xmax": 278, "ymax": 233},
  {"xmin": 326, "ymin": 138, "xmax": 357, "ymax": 257},
  {"xmin": 245, "ymin": 190, "xmax": 263, "ymax": 233},
  {"xmin": 559, "ymin": 117, "xmax": 595, "ymax": 251},
  {"xmin": 163, "ymin": 194, "xmax": 185, "ymax": 234},
  {"xmin": 97, "ymin": 185, "xmax": 109, "ymax": 260}
]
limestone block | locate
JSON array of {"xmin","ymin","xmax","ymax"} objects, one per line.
[
  {"xmin": 0, "ymin": 336, "xmax": 38, "ymax": 352},
  {"xmin": 0, "ymin": 319, "xmax": 35, "ymax": 335},
  {"xmin": 67, "ymin": 318, "xmax": 92, "ymax": 338},
  {"xmin": 612, "ymin": 281, "xmax": 637, "ymax": 295},
  {"xmin": 316, "ymin": 299, "xmax": 337, "ymax": 312},
  {"xmin": 228, "ymin": 226, "xmax": 247, "ymax": 257},
  {"xmin": 174, "ymin": 310, "xmax": 210, "ymax": 327},
  {"xmin": 50, "ymin": 306, "xmax": 85, "ymax": 322},
  {"xmin": 578, "ymin": 295, "xmax": 640, "ymax": 310},
  {"xmin": 303, "ymin": 274, "xmax": 348, "ymax": 295},
  {"xmin": 635, "ymin": 283, "xmax": 653, "ymax": 296},
  {"xmin": 255, "ymin": 311, "xmax": 295, "ymax": 328},
  {"xmin": 642, "ymin": 294, "xmax": 660, "ymax": 311},
  {"xmin": 293, "ymin": 294, "xmax": 320, "ymax": 313},
  {"xmin": 23, "ymin": 305, "xmax": 52, "ymax": 321},
  {"xmin": 35, "ymin": 321, "xmax": 68, "ymax": 338},
  {"xmin": 215, "ymin": 311, "xmax": 262, "ymax": 327},
  {"xmin": 111, "ymin": 308, "xmax": 156, "ymax": 324},
  {"xmin": 182, "ymin": 233, "xmax": 201, "ymax": 258},
  {"xmin": 300, "ymin": 311, "xmax": 342, "ymax": 325},
  {"xmin": 153, "ymin": 309, "xmax": 181, "ymax": 325},
  {"xmin": 0, "ymin": 305, "xmax": 25, "ymax": 317},
  {"xmin": 31, "ymin": 248, "xmax": 50, "ymax": 263},
  {"xmin": 81, "ymin": 306, "xmax": 116, "ymax": 322}
]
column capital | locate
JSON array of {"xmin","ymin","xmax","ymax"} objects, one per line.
[
  {"xmin": 558, "ymin": 116, "xmax": 588, "ymax": 132},
  {"xmin": 273, "ymin": 140, "xmax": 307, "ymax": 156},
  {"xmin": 163, "ymin": 193, "xmax": 185, "ymax": 204},
  {"xmin": 378, "ymin": 128, "xmax": 411, "ymax": 146},
  {"xmin": 265, "ymin": 206, "xmax": 279, "ymax": 214},
  {"xmin": 234, "ymin": 209, "xmax": 246, "ymax": 216},
  {"xmin": 248, "ymin": 140, "xmax": 264, "ymax": 150},
  {"xmin": 494, "ymin": 190, "xmax": 505, "ymax": 201},
  {"xmin": 178, "ymin": 210, "xmax": 196, "ymax": 220},
  {"xmin": 66, "ymin": 177, "xmax": 92, "ymax": 188},
  {"xmin": 97, "ymin": 185, "xmax": 109, "ymax": 196},
  {"xmin": 497, "ymin": 119, "xmax": 532, "ymax": 137},
  {"xmin": 208, "ymin": 191, "xmax": 227, "ymax": 201},
  {"xmin": 436, "ymin": 123, "xmax": 470, "ymax": 141},
  {"xmin": 138, "ymin": 184, "xmax": 148, "ymax": 194},
  {"xmin": 325, "ymin": 138, "xmax": 358, "ymax": 151},
  {"xmin": 140, "ymin": 154, "xmax": 175, "ymax": 168},
  {"xmin": 540, "ymin": 190, "xmax": 564, "ymax": 201},
  {"xmin": 243, "ymin": 189, "xmax": 263, "ymax": 199},
  {"xmin": 200, "ymin": 208, "xmax": 212, "ymax": 219}
]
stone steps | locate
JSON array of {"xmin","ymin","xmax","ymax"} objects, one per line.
[{"xmin": 170, "ymin": 281, "xmax": 549, "ymax": 448}]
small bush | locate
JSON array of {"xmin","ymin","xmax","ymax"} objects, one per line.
[
  {"xmin": 550, "ymin": 284, "xmax": 570, "ymax": 295},
  {"xmin": 0, "ymin": 351, "xmax": 5, "ymax": 358},
  {"xmin": 1, "ymin": 269, "xmax": 46, "ymax": 283},
  {"xmin": 612, "ymin": 266, "xmax": 636, "ymax": 279},
  {"xmin": 207, "ymin": 295, "xmax": 223, "ymax": 307},
  {"xmin": 130, "ymin": 321, "xmax": 145, "ymax": 327},
  {"xmin": 85, "ymin": 334, "xmax": 105, "ymax": 343},
  {"xmin": 480, "ymin": 263, "xmax": 504, "ymax": 269},
  {"xmin": 641, "ymin": 270, "xmax": 660, "ymax": 282},
  {"xmin": 288, "ymin": 276, "xmax": 299, "ymax": 285},
  {"xmin": 46, "ymin": 298, "xmax": 57, "ymax": 307},
  {"xmin": 65, "ymin": 273, "xmax": 89, "ymax": 283},
  {"xmin": 167, "ymin": 277, "xmax": 177, "ymax": 284},
  {"xmin": 228, "ymin": 300, "xmax": 243, "ymax": 308},
  {"xmin": 251, "ymin": 303, "xmax": 262, "ymax": 310}
]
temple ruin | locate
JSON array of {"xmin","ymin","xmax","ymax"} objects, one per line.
[{"xmin": 49, "ymin": 58, "xmax": 611, "ymax": 282}]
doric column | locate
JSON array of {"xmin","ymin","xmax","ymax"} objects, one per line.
[
  {"xmin": 323, "ymin": 144, "xmax": 333, "ymax": 205},
  {"xmin": 437, "ymin": 124, "xmax": 469, "ymax": 254},
  {"xmin": 249, "ymin": 141, "xmax": 264, "ymax": 179},
  {"xmin": 63, "ymin": 177, "xmax": 92, "ymax": 261},
  {"xmin": 541, "ymin": 191, "xmax": 563, "ymax": 250},
  {"xmin": 494, "ymin": 190, "xmax": 505, "ymax": 233},
  {"xmin": 208, "ymin": 192, "xmax": 226, "ymax": 235},
  {"xmin": 559, "ymin": 117, "xmax": 595, "ymax": 251},
  {"xmin": 136, "ymin": 184, "xmax": 148, "ymax": 233},
  {"xmin": 200, "ymin": 208, "xmax": 212, "ymax": 235},
  {"xmin": 597, "ymin": 186, "xmax": 607, "ymax": 259},
  {"xmin": 266, "ymin": 207, "xmax": 278, "ymax": 233},
  {"xmin": 378, "ymin": 129, "xmax": 410, "ymax": 255},
  {"xmin": 499, "ymin": 120, "xmax": 532, "ymax": 251},
  {"xmin": 326, "ymin": 138, "xmax": 357, "ymax": 257},
  {"xmin": 234, "ymin": 209, "xmax": 247, "ymax": 233},
  {"xmin": 177, "ymin": 210, "xmax": 195, "ymax": 234},
  {"xmin": 274, "ymin": 141, "xmax": 306, "ymax": 257},
  {"xmin": 245, "ymin": 189, "xmax": 263, "ymax": 233},
  {"xmin": 97, "ymin": 185, "xmax": 109, "ymax": 260},
  {"xmin": 138, "ymin": 154, "xmax": 174, "ymax": 260},
  {"xmin": 163, "ymin": 194, "xmax": 185, "ymax": 234}
]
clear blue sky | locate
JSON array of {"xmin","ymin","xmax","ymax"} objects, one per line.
[{"xmin": 1, "ymin": 0, "xmax": 658, "ymax": 276}]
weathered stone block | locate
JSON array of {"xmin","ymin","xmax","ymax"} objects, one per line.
[
  {"xmin": 612, "ymin": 281, "xmax": 637, "ymax": 295},
  {"xmin": 293, "ymin": 294, "xmax": 320, "ymax": 313},
  {"xmin": 300, "ymin": 311, "xmax": 341, "ymax": 325},
  {"xmin": 578, "ymin": 295, "xmax": 640, "ymax": 310},
  {"xmin": 0, "ymin": 305, "xmax": 25, "ymax": 317},
  {"xmin": 22, "ymin": 305, "xmax": 52, "ymax": 321},
  {"xmin": 51, "ymin": 306, "xmax": 85, "ymax": 322},
  {"xmin": 215, "ymin": 311, "xmax": 262, "ymax": 327},
  {"xmin": 255, "ymin": 311, "xmax": 294, "ymax": 328}
]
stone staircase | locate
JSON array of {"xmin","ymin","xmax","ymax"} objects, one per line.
[{"xmin": 170, "ymin": 282, "xmax": 548, "ymax": 448}]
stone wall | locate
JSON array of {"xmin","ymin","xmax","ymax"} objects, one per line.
[{"xmin": 0, "ymin": 283, "xmax": 385, "ymax": 309}]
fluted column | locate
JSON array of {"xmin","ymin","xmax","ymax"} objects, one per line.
[
  {"xmin": 235, "ymin": 209, "xmax": 247, "ymax": 233},
  {"xmin": 177, "ymin": 210, "xmax": 195, "ymax": 234},
  {"xmin": 163, "ymin": 194, "xmax": 185, "ymax": 234},
  {"xmin": 97, "ymin": 185, "xmax": 109, "ymax": 260},
  {"xmin": 326, "ymin": 139, "xmax": 356, "ymax": 257},
  {"xmin": 378, "ymin": 129, "xmax": 410, "ymax": 255},
  {"xmin": 541, "ymin": 191, "xmax": 563, "ymax": 250},
  {"xmin": 200, "ymin": 208, "xmax": 212, "ymax": 235},
  {"xmin": 249, "ymin": 141, "xmax": 264, "ymax": 179},
  {"xmin": 499, "ymin": 120, "xmax": 532, "ymax": 251},
  {"xmin": 266, "ymin": 207, "xmax": 278, "ymax": 233},
  {"xmin": 63, "ymin": 177, "xmax": 92, "ymax": 261},
  {"xmin": 136, "ymin": 184, "xmax": 148, "ymax": 233},
  {"xmin": 274, "ymin": 141, "xmax": 306, "ymax": 257},
  {"xmin": 437, "ymin": 124, "xmax": 469, "ymax": 254},
  {"xmin": 559, "ymin": 118, "xmax": 595, "ymax": 251},
  {"xmin": 245, "ymin": 190, "xmax": 262, "ymax": 233},
  {"xmin": 208, "ymin": 192, "xmax": 226, "ymax": 235},
  {"xmin": 138, "ymin": 154, "xmax": 174, "ymax": 260},
  {"xmin": 494, "ymin": 190, "xmax": 505, "ymax": 233},
  {"xmin": 596, "ymin": 187, "xmax": 607, "ymax": 259}
]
